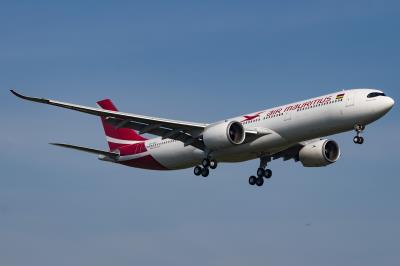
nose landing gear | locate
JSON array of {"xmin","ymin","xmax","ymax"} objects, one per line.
[
  {"xmin": 353, "ymin": 125, "xmax": 365, "ymax": 144},
  {"xmin": 353, "ymin": 136, "xmax": 364, "ymax": 144}
]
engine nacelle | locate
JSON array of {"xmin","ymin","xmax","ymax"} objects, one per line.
[
  {"xmin": 203, "ymin": 121, "xmax": 245, "ymax": 150},
  {"xmin": 299, "ymin": 139, "xmax": 340, "ymax": 167}
]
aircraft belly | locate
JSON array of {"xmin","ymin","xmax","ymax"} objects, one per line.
[
  {"xmin": 213, "ymin": 131, "xmax": 288, "ymax": 162},
  {"xmin": 148, "ymin": 141, "xmax": 203, "ymax": 170}
]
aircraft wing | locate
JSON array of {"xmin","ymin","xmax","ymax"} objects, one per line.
[
  {"xmin": 269, "ymin": 139, "xmax": 322, "ymax": 162},
  {"xmin": 11, "ymin": 90, "xmax": 259, "ymax": 150},
  {"xmin": 11, "ymin": 90, "xmax": 210, "ymax": 148},
  {"xmin": 271, "ymin": 144, "xmax": 302, "ymax": 162}
]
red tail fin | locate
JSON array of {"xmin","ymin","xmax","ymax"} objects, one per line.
[{"xmin": 97, "ymin": 99, "xmax": 147, "ymax": 151}]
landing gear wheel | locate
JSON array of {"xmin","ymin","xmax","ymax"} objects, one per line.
[
  {"xmin": 209, "ymin": 159, "xmax": 218, "ymax": 170},
  {"xmin": 194, "ymin": 166, "xmax": 202, "ymax": 176},
  {"xmin": 201, "ymin": 167, "xmax": 209, "ymax": 177},
  {"xmin": 353, "ymin": 125, "xmax": 366, "ymax": 144},
  {"xmin": 353, "ymin": 136, "xmax": 364, "ymax": 144},
  {"xmin": 249, "ymin": 176, "xmax": 256, "ymax": 186},
  {"xmin": 264, "ymin": 169, "xmax": 272, "ymax": 179},
  {"xmin": 202, "ymin": 158, "xmax": 210, "ymax": 168},
  {"xmin": 257, "ymin": 168, "xmax": 265, "ymax": 178},
  {"xmin": 255, "ymin": 177, "xmax": 264, "ymax": 187}
]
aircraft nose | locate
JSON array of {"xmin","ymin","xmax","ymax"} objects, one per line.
[
  {"xmin": 378, "ymin": 96, "xmax": 395, "ymax": 114},
  {"xmin": 371, "ymin": 96, "xmax": 395, "ymax": 119},
  {"xmin": 386, "ymin": 96, "xmax": 395, "ymax": 110}
]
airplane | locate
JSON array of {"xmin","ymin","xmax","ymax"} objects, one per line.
[{"xmin": 11, "ymin": 89, "xmax": 394, "ymax": 187}]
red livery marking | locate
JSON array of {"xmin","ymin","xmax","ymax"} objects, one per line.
[
  {"xmin": 96, "ymin": 99, "xmax": 168, "ymax": 170},
  {"xmin": 242, "ymin": 112, "xmax": 262, "ymax": 121},
  {"xmin": 118, "ymin": 142, "xmax": 147, "ymax": 156},
  {"xmin": 120, "ymin": 155, "xmax": 168, "ymax": 170},
  {"xmin": 283, "ymin": 96, "xmax": 333, "ymax": 112},
  {"xmin": 97, "ymin": 99, "xmax": 147, "ymax": 150},
  {"xmin": 267, "ymin": 108, "xmax": 282, "ymax": 116},
  {"xmin": 116, "ymin": 142, "xmax": 168, "ymax": 170}
]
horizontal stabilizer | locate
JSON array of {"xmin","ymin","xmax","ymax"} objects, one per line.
[{"xmin": 50, "ymin": 143, "xmax": 119, "ymax": 160}]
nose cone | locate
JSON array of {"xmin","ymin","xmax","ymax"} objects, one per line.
[
  {"xmin": 388, "ymin": 97, "xmax": 394, "ymax": 109},
  {"xmin": 387, "ymin": 97, "xmax": 395, "ymax": 109},
  {"xmin": 377, "ymin": 96, "xmax": 395, "ymax": 115}
]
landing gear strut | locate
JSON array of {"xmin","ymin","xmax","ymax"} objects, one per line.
[
  {"xmin": 194, "ymin": 158, "xmax": 218, "ymax": 177},
  {"xmin": 249, "ymin": 157, "xmax": 273, "ymax": 187},
  {"xmin": 353, "ymin": 124, "xmax": 365, "ymax": 144}
]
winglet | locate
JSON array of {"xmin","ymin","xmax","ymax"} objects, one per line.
[
  {"xmin": 10, "ymin": 89, "xmax": 50, "ymax": 104},
  {"xmin": 10, "ymin": 89, "xmax": 27, "ymax": 99}
]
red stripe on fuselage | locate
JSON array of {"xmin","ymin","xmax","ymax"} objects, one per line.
[
  {"xmin": 119, "ymin": 155, "xmax": 168, "ymax": 170},
  {"xmin": 118, "ymin": 142, "xmax": 147, "ymax": 156},
  {"xmin": 117, "ymin": 142, "xmax": 169, "ymax": 170}
]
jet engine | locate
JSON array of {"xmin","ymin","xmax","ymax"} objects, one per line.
[
  {"xmin": 203, "ymin": 121, "xmax": 245, "ymax": 150},
  {"xmin": 299, "ymin": 139, "xmax": 340, "ymax": 167}
]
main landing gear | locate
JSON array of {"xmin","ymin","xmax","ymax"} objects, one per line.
[
  {"xmin": 353, "ymin": 124, "xmax": 365, "ymax": 144},
  {"xmin": 248, "ymin": 157, "xmax": 272, "ymax": 187},
  {"xmin": 248, "ymin": 168, "xmax": 272, "ymax": 187},
  {"xmin": 193, "ymin": 158, "xmax": 218, "ymax": 177}
]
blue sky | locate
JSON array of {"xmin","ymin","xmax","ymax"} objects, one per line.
[{"xmin": 1, "ymin": 1, "xmax": 399, "ymax": 265}]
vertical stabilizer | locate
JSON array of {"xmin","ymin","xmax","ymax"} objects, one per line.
[{"xmin": 97, "ymin": 99, "xmax": 147, "ymax": 151}]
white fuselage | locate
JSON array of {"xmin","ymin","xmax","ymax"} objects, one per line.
[{"xmin": 127, "ymin": 89, "xmax": 394, "ymax": 170}]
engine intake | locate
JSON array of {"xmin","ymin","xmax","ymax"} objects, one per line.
[
  {"xmin": 299, "ymin": 139, "xmax": 340, "ymax": 167},
  {"xmin": 203, "ymin": 121, "xmax": 245, "ymax": 150}
]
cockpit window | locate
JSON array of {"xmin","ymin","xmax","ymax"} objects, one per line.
[{"xmin": 367, "ymin": 92, "xmax": 386, "ymax": 98}]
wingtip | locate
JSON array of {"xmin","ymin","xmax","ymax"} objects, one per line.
[
  {"xmin": 49, "ymin": 143, "xmax": 63, "ymax": 146},
  {"xmin": 9, "ymin": 89, "xmax": 51, "ymax": 103},
  {"xmin": 10, "ymin": 89, "xmax": 25, "ymax": 99}
]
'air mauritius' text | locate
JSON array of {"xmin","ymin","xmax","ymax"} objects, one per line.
[{"xmin": 267, "ymin": 96, "xmax": 333, "ymax": 116}]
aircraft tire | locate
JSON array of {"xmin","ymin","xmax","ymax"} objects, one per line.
[
  {"xmin": 202, "ymin": 158, "xmax": 210, "ymax": 168},
  {"xmin": 209, "ymin": 159, "xmax": 218, "ymax": 169},
  {"xmin": 255, "ymin": 177, "xmax": 264, "ymax": 187},
  {"xmin": 257, "ymin": 168, "xmax": 265, "ymax": 178},
  {"xmin": 265, "ymin": 169, "xmax": 272, "ymax": 179},
  {"xmin": 194, "ymin": 166, "xmax": 202, "ymax": 176},
  {"xmin": 201, "ymin": 167, "xmax": 209, "ymax": 177},
  {"xmin": 249, "ymin": 176, "xmax": 256, "ymax": 185}
]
